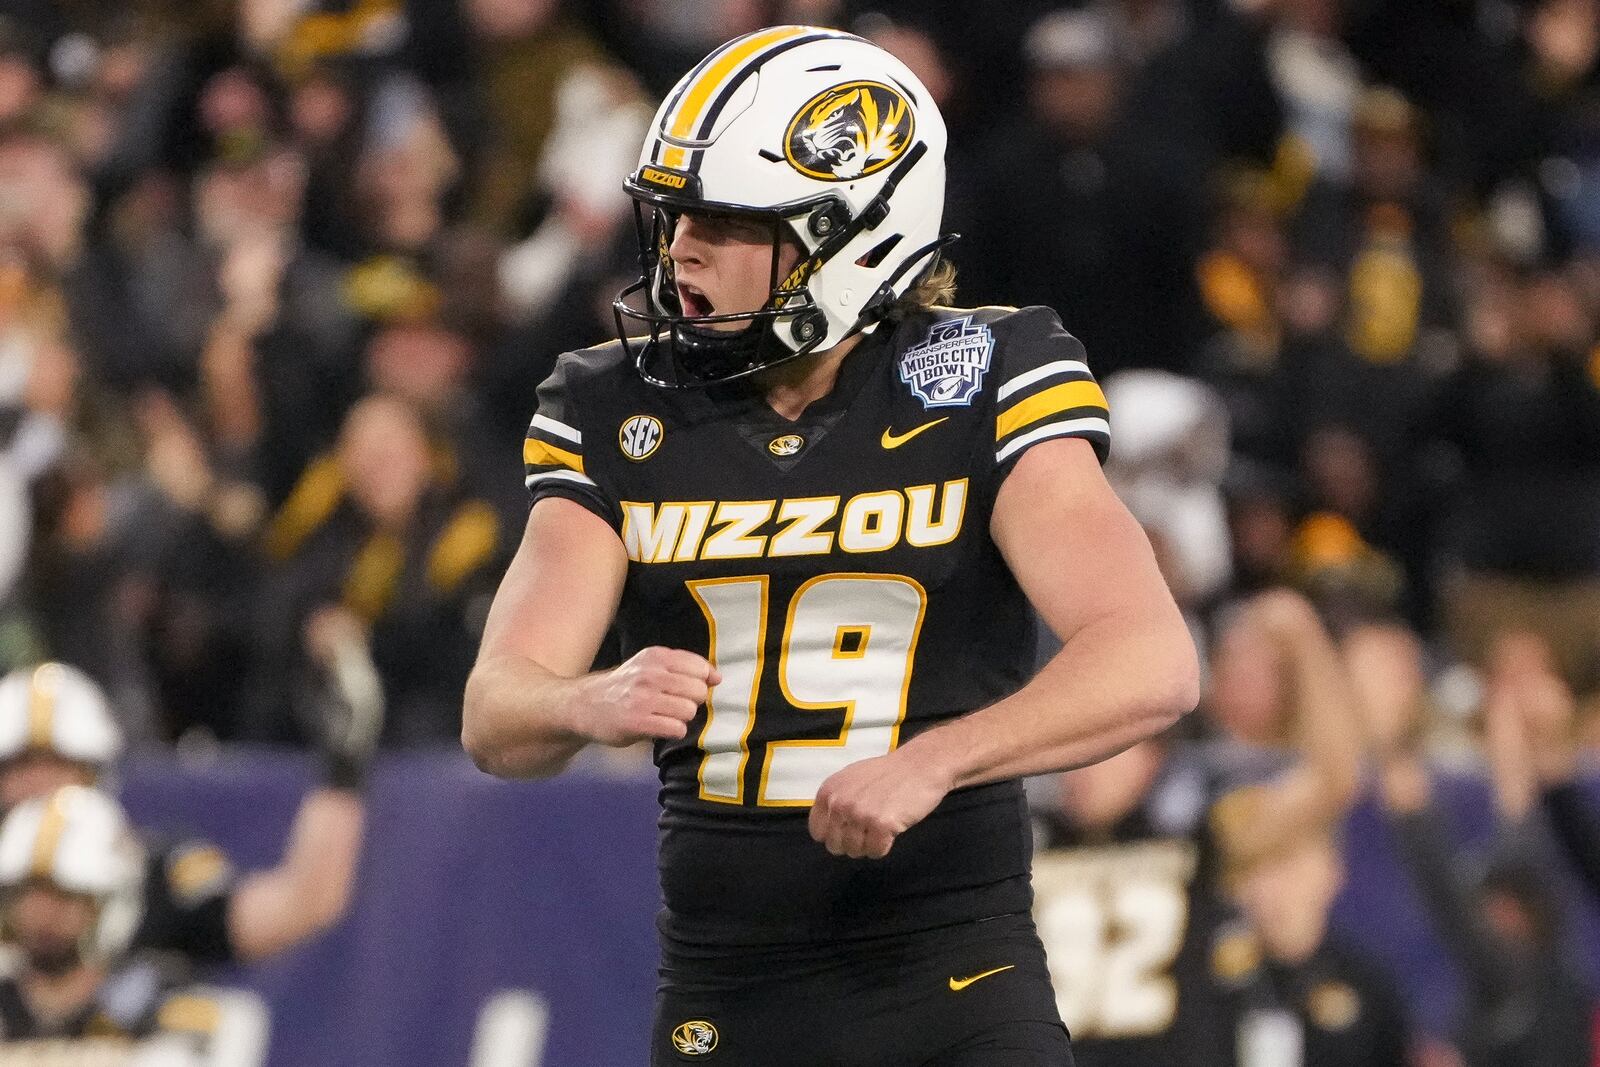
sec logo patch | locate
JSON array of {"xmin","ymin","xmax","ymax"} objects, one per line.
[
  {"xmin": 671, "ymin": 1019, "xmax": 719, "ymax": 1056},
  {"xmin": 620, "ymin": 415, "xmax": 664, "ymax": 461}
]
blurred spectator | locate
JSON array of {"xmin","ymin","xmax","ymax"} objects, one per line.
[
  {"xmin": 1103, "ymin": 370, "xmax": 1234, "ymax": 613},
  {"xmin": 1290, "ymin": 89, "xmax": 1456, "ymax": 394},
  {"xmin": 462, "ymin": 0, "xmax": 612, "ymax": 235},
  {"xmin": 250, "ymin": 394, "xmax": 504, "ymax": 745},
  {"xmin": 495, "ymin": 61, "xmax": 650, "ymax": 325},
  {"xmin": 1032, "ymin": 589, "xmax": 1363, "ymax": 1067},
  {"xmin": 1208, "ymin": 793, "xmax": 1411, "ymax": 1067},
  {"xmin": 1367, "ymin": 629, "xmax": 1597, "ymax": 1067},
  {"xmin": 1418, "ymin": 260, "xmax": 1600, "ymax": 690},
  {"xmin": 951, "ymin": 7, "xmax": 1209, "ymax": 376},
  {"xmin": 363, "ymin": 318, "xmax": 524, "ymax": 527}
]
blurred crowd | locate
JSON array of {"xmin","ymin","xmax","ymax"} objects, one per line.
[
  {"xmin": 0, "ymin": 0, "xmax": 1592, "ymax": 1062},
  {"xmin": 0, "ymin": 0, "xmax": 1591, "ymax": 754}
]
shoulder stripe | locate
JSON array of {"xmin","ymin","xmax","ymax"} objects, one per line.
[
  {"xmin": 524, "ymin": 438, "xmax": 584, "ymax": 474},
  {"xmin": 996, "ymin": 379, "xmax": 1108, "ymax": 441},
  {"xmin": 525, "ymin": 469, "xmax": 600, "ymax": 491},
  {"xmin": 996, "ymin": 417, "xmax": 1112, "ymax": 464},
  {"xmin": 530, "ymin": 414, "xmax": 581, "ymax": 445},
  {"xmin": 996, "ymin": 360, "xmax": 1092, "ymax": 402}
]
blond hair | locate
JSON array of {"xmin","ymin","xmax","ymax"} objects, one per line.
[{"xmin": 889, "ymin": 256, "xmax": 958, "ymax": 319}]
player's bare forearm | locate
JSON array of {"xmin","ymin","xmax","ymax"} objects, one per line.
[
  {"xmin": 462, "ymin": 655, "xmax": 594, "ymax": 778},
  {"xmin": 462, "ymin": 498, "xmax": 629, "ymax": 778},
  {"xmin": 228, "ymin": 788, "xmax": 364, "ymax": 962},
  {"xmin": 900, "ymin": 604, "xmax": 1196, "ymax": 788},
  {"xmin": 809, "ymin": 439, "xmax": 1198, "ymax": 860}
]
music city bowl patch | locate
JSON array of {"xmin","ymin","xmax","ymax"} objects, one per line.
[{"xmin": 899, "ymin": 316, "xmax": 994, "ymax": 410}]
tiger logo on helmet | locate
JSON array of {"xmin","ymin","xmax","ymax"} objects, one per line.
[{"xmin": 785, "ymin": 81, "xmax": 914, "ymax": 182}]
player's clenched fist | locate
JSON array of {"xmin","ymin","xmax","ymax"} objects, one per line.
[
  {"xmin": 577, "ymin": 647, "xmax": 722, "ymax": 746},
  {"xmin": 808, "ymin": 749, "xmax": 955, "ymax": 860}
]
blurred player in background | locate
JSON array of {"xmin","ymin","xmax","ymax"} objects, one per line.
[
  {"xmin": 0, "ymin": 653, "xmax": 376, "ymax": 969},
  {"xmin": 465, "ymin": 23, "xmax": 1198, "ymax": 1067},
  {"xmin": 1031, "ymin": 588, "xmax": 1364, "ymax": 1067},
  {"xmin": 0, "ymin": 784, "xmax": 249, "ymax": 1061}
]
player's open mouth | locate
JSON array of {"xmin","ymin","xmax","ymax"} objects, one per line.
[{"xmin": 678, "ymin": 283, "xmax": 715, "ymax": 317}]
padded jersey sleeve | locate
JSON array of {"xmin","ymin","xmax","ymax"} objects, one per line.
[
  {"xmin": 523, "ymin": 352, "xmax": 622, "ymax": 531},
  {"xmin": 990, "ymin": 306, "xmax": 1110, "ymax": 475}
]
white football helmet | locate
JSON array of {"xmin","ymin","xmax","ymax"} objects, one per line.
[
  {"xmin": 0, "ymin": 785, "xmax": 146, "ymax": 963},
  {"xmin": 615, "ymin": 25, "xmax": 951, "ymax": 387},
  {"xmin": 0, "ymin": 662, "xmax": 124, "ymax": 772}
]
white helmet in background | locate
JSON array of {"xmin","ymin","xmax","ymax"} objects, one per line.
[
  {"xmin": 0, "ymin": 662, "xmax": 124, "ymax": 771},
  {"xmin": 0, "ymin": 785, "xmax": 146, "ymax": 963},
  {"xmin": 615, "ymin": 25, "xmax": 951, "ymax": 387}
]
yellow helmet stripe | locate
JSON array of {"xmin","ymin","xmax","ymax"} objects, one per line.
[
  {"xmin": 658, "ymin": 26, "xmax": 811, "ymax": 168},
  {"xmin": 26, "ymin": 664, "xmax": 60, "ymax": 751},
  {"xmin": 523, "ymin": 438, "xmax": 585, "ymax": 475},
  {"xmin": 28, "ymin": 790, "xmax": 72, "ymax": 880},
  {"xmin": 996, "ymin": 380, "xmax": 1109, "ymax": 442}
]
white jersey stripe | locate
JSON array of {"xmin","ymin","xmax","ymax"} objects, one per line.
[
  {"xmin": 529, "ymin": 414, "xmax": 582, "ymax": 445},
  {"xmin": 524, "ymin": 469, "xmax": 600, "ymax": 490},
  {"xmin": 995, "ymin": 417, "xmax": 1111, "ymax": 464},
  {"xmin": 995, "ymin": 360, "xmax": 1092, "ymax": 403}
]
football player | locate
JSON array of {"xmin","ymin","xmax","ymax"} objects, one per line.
[
  {"xmin": 463, "ymin": 26, "xmax": 1199, "ymax": 1067},
  {"xmin": 0, "ymin": 660, "xmax": 374, "ymax": 967},
  {"xmin": 0, "ymin": 785, "xmax": 243, "ymax": 1062}
]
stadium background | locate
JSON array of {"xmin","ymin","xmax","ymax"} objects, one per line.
[{"xmin": 0, "ymin": 0, "xmax": 1598, "ymax": 1063}]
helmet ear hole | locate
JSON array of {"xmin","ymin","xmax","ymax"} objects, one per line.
[{"xmin": 856, "ymin": 234, "xmax": 903, "ymax": 269}]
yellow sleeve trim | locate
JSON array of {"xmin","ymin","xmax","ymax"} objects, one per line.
[
  {"xmin": 524, "ymin": 437, "xmax": 585, "ymax": 474},
  {"xmin": 996, "ymin": 379, "xmax": 1108, "ymax": 441}
]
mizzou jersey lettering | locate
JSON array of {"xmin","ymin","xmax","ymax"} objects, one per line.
[{"xmin": 525, "ymin": 305, "xmax": 1110, "ymax": 946}]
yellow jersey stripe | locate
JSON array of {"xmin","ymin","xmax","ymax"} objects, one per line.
[
  {"xmin": 524, "ymin": 437, "xmax": 585, "ymax": 474},
  {"xmin": 660, "ymin": 27, "xmax": 810, "ymax": 167},
  {"xmin": 29, "ymin": 791, "xmax": 71, "ymax": 879},
  {"xmin": 996, "ymin": 380, "xmax": 1108, "ymax": 441}
]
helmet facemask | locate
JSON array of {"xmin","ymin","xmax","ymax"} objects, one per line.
[
  {"xmin": 614, "ymin": 198, "xmax": 832, "ymax": 389},
  {"xmin": 614, "ymin": 145, "xmax": 945, "ymax": 390}
]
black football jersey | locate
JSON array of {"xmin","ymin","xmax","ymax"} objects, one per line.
[{"xmin": 524, "ymin": 305, "xmax": 1111, "ymax": 948}]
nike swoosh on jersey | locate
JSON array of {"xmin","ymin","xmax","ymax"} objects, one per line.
[
  {"xmin": 881, "ymin": 417, "xmax": 949, "ymax": 449},
  {"xmin": 948, "ymin": 965, "xmax": 1015, "ymax": 991}
]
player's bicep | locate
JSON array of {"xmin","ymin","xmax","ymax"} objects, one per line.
[
  {"xmin": 477, "ymin": 497, "xmax": 628, "ymax": 678},
  {"xmin": 991, "ymin": 437, "xmax": 1176, "ymax": 642}
]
